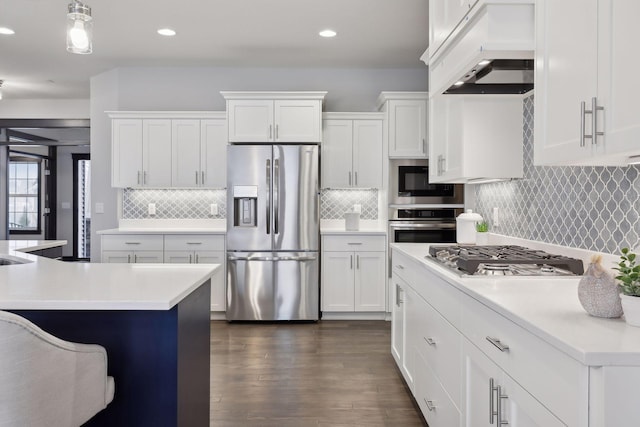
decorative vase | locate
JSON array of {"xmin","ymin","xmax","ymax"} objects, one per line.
[
  {"xmin": 577, "ymin": 255, "xmax": 623, "ymax": 318},
  {"xmin": 621, "ymin": 294, "xmax": 640, "ymax": 327},
  {"xmin": 476, "ymin": 232, "xmax": 489, "ymax": 245}
]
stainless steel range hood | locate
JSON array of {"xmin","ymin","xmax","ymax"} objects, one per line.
[{"xmin": 425, "ymin": 2, "xmax": 535, "ymax": 96}]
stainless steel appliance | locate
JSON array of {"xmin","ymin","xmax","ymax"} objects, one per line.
[
  {"xmin": 226, "ymin": 144, "xmax": 319, "ymax": 321},
  {"xmin": 388, "ymin": 207, "xmax": 463, "ymax": 276},
  {"xmin": 427, "ymin": 245, "xmax": 585, "ymax": 276},
  {"xmin": 390, "ymin": 159, "xmax": 464, "ymax": 205}
]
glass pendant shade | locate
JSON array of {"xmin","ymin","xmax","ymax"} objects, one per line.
[{"xmin": 67, "ymin": 1, "xmax": 92, "ymax": 54}]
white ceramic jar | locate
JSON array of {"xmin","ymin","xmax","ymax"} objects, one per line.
[{"xmin": 456, "ymin": 209, "xmax": 483, "ymax": 244}]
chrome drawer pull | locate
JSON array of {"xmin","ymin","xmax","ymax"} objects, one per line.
[
  {"xmin": 424, "ymin": 398, "xmax": 436, "ymax": 411},
  {"xmin": 186, "ymin": 242, "xmax": 203, "ymax": 245},
  {"xmin": 486, "ymin": 336, "xmax": 510, "ymax": 352},
  {"xmin": 424, "ymin": 337, "xmax": 436, "ymax": 346},
  {"xmin": 125, "ymin": 242, "xmax": 141, "ymax": 245},
  {"xmin": 395, "ymin": 264, "xmax": 404, "ymax": 269},
  {"xmin": 347, "ymin": 242, "xmax": 363, "ymax": 245}
]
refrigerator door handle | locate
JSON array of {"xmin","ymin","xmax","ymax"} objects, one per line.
[
  {"xmin": 266, "ymin": 159, "xmax": 271, "ymax": 234},
  {"xmin": 228, "ymin": 255, "xmax": 317, "ymax": 261},
  {"xmin": 274, "ymin": 158, "xmax": 279, "ymax": 234}
]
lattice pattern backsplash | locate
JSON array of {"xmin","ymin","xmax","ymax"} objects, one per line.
[
  {"xmin": 474, "ymin": 95, "xmax": 640, "ymax": 254},
  {"xmin": 320, "ymin": 189, "xmax": 378, "ymax": 220},
  {"xmin": 122, "ymin": 189, "xmax": 227, "ymax": 219},
  {"xmin": 122, "ymin": 188, "xmax": 378, "ymax": 220}
]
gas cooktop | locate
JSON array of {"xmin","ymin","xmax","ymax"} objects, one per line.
[{"xmin": 428, "ymin": 245, "xmax": 585, "ymax": 276}]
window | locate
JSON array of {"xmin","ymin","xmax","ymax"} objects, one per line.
[{"xmin": 9, "ymin": 160, "xmax": 41, "ymax": 232}]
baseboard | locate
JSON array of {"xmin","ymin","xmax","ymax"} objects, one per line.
[
  {"xmin": 210, "ymin": 311, "xmax": 226, "ymax": 321},
  {"xmin": 321, "ymin": 312, "xmax": 387, "ymax": 321}
]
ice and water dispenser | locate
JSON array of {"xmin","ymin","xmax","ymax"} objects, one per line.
[{"xmin": 232, "ymin": 185, "xmax": 258, "ymax": 227}]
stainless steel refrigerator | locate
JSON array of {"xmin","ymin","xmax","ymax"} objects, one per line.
[{"xmin": 226, "ymin": 144, "xmax": 319, "ymax": 321}]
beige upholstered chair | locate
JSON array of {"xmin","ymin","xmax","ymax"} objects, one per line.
[{"xmin": 0, "ymin": 310, "xmax": 115, "ymax": 426}]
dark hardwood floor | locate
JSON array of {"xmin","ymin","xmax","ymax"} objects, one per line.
[{"xmin": 210, "ymin": 320, "xmax": 427, "ymax": 427}]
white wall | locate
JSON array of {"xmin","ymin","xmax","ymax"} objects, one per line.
[
  {"xmin": 57, "ymin": 145, "xmax": 90, "ymax": 257},
  {"xmin": 0, "ymin": 99, "xmax": 89, "ymax": 118},
  {"xmin": 89, "ymin": 66, "xmax": 429, "ymax": 261}
]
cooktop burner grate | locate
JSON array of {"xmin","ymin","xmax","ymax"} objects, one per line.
[{"xmin": 428, "ymin": 245, "xmax": 585, "ymax": 276}]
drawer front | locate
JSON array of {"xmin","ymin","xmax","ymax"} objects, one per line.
[
  {"xmin": 461, "ymin": 293, "xmax": 585, "ymax": 426},
  {"xmin": 412, "ymin": 264, "xmax": 462, "ymax": 330},
  {"xmin": 322, "ymin": 235, "xmax": 385, "ymax": 252},
  {"xmin": 415, "ymin": 294, "xmax": 462, "ymax": 407},
  {"xmin": 391, "ymin": 249, "xmax": 417, "ymax": 285},
  {"xmin": 164, "ymin": 234, "xmax": 225, "ymax": 251},
  {"xmin": 102, "ymin": 234, "xmax": 164, "ymax": 251},
  {"xmin": 414, "ymin": 351, "xmax": 461, "ymax": 427}
]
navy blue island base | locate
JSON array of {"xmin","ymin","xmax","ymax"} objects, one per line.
[{"xmin": 13, "ymin": 279, "xmax": 211, "ymax": 427}]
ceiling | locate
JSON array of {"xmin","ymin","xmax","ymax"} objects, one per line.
[{"xmin": 0, "ymin": 0, "xmax": 429, "ymax": 100}]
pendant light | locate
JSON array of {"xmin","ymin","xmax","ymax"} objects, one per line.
[{"xmin": 67, "ymin": 0, "xmax": 92, "ymax": 54}]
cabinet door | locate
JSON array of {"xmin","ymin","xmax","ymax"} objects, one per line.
[
  {"xmin": 112, "ymin": 119, "xmax": 143, "ymax": 187},
  {"xmin": 227, "ymin": 100, "xmax": 273, "ymax": 142},
  {"xmin": 352, "ymin": 120, "xmax": 383, "ymax": 188},
  {"xmin": 414, "ymin": 351, "xmax": 462, "ymax": 427},
  {"xmin": 388, "ymin": 100, "xmax": 427, "ymax": 158},
  {"xmin": 598, "ymin": 0, "xmax": 640, "ymax": 160},
  {"xmin": 391, "ymin": 278, "xmax": 405, "ymax": 367},
  {"xmin": 200, "ymin": 119, "xmax": 227, "ymax": 188},
  {"xmin": 102, "ymin": 250, "xmax": 133, "ymax": 263},
  {"xmin": 171, "ymin": 119, "xmax": 201, "ymax": 188},
  {"xmin": 501, "ymin": 374, "xmax": 566, "ymax": 427},
  {"xmin": 354, "ymin": 251, "xmax": 386, "ymax": 311},
  {"xmin": 142, "ymin": 119, "xmax": 172, "ymax": 186},
  {"xmin": 321, "ymin": 251, "xmax": 355, "ymax": 312},
  {"xmin": 462, "ymin": 339, "xmax": 503, "ymax": 427},
  {"xmin": 132, "ymin": 251, "xmax": 164, "ymax": 263},
  {"xmin": 274, "ymin": 100, "xmax": 321, "ymax": 143},
  {"xmin": 194, "ymin": 251, "xmax": 226, "ymax": 311},
  {"xmin": 321, "ymin": 120, "xmax": 353, "ymax": 188},
  {"xmin": 429, "ymin": 95, "xmax": 463, "ymax": 183},
  {"xmin": 534, "ymin": 0, "xmax": 598, "ymax": 165}
]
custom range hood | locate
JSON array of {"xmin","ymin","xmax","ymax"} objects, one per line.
[{"xmin": 425, "ymin": 2, "xmax": 535, "ymax": 96}]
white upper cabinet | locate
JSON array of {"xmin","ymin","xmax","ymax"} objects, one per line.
[
  {"xmin": 111, "ymin": 118, "xmax": 172, "ymax": 188},
  {"xmin": 378, "ymin": 92, "xmax": 428, "ymax": 158},
  {"xmin": 222, "ymin": 92, "xmax": 326, "ymax": 143},
  {"xmin": 429, "ymin": 0, "xmax": 477, "ymax": 60},
  {"xmin": 429, "ymin": 94, "xmax": 523, "ymax": 183},
  {"xmin": 535, "ymin": 0, "xmax": 640, "ymax": 166},
  {"xmin": 109, "ymin": 112, "xmax": 226, "ymax": 189},
  {"xmin": 321, "ymin": 113, "xmax": 384, "ymax": 189}
]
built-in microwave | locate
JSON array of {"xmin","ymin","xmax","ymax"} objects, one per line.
[{"xmin": 390, "ymin": 159, "xmax": 464, "ymax": 205}]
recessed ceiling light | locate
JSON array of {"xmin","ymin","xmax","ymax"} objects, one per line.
[
  {"xmin": 319, "ymin": 29, "xmax": 337, "ymax": 38},
  {"xmin": 0, "ymin": 27, "xmax": 15, "ymax": 35},
  {"xmin": 157, "ymin": 28, "xmax": 176, "ymax": 36},
  {"xmin": 478, "ymin": 60, "xmax": 491, "ymax": 66},
  {"xmin": 454, "ymin": 81, "xmax": 465, "ymax": 86}
]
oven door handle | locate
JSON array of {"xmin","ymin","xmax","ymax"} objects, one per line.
[{"xmin": 389, "ymin": 223, "xmax": 457, "ymax": 229}]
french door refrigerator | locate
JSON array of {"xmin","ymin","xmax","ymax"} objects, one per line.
[{"xmin": 226, "ymin": 144, "xmax": 319, "ymax": 321}]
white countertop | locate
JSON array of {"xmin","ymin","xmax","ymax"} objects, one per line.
[
  {"xmin": 392, "ymin": 243, "xmax": 640, "ymax": 366},
  {"xmin": 1, "ymin": 240, "xmax": 219, "ymax": 311},
  {"xmin": 98, "ymin": 228, "xmax": 226, "ymax": 235}
]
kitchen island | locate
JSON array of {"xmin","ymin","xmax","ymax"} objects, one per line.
[
  {"xmin": 0, "ymin": 240, "xmax": 218, "ymax": 426},
  {"xmin": 391, "ymin": 242, "xmax": 640, "ymax": 427}
]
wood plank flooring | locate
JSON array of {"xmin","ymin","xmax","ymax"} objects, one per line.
[{"xmin": 210, "ymin": 320, "xmax": 427, "ymax": 427}]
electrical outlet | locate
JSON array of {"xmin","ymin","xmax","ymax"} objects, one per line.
[
  {"xmin": 210, "ymin": 203, "xmax": 219, "ymax": 216},
  {"xmin": 493, "ymin": 207, "xmax": 500, "ymax": 227},
  {"xmin": 353, "ymin": 204, "xmax": 362, "ymax": 214},
  {"xmin": 148, "ymin": 203, "xmax": 156, "ymax": 216},
  {"xmin": 95, "ymin": 203, "xmax": 104, "ymax": 214}
]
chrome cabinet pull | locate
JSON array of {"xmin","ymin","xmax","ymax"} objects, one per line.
[
  {"xmin": 201, "ymin": 171, "xmax": 205, "ymax": 185},
  {"xmin": 422, "ymin": 138, "xmax": 426, "ymax": 154},
  {"xmin": 137, "ymin": 171, "xmax": 141, "ymax": 185},
  {"xmin": 125, "ymin": 242, "xmax": 141, "ymax": 245},
  {"xmin": 186, "ymin": 242, "xmax": 202, "ymax": 245},
  {"xmin": 591, "ymin": 97, "xmax": 604, "ymax": 145},
  {"xmin": 395, "ymin": 284, "xmax": 403, "ymax": 305},
  {"xmin": 189, "ymin": 254, "xmax": 193, "ymax": 264},
  {"xmin": 355, "ymin": 171, "xmax": 358, "ymax": 186},
  {"xmin": 580, "ymin": 101, "xmax": 587, "ymax": 147},
  {"xmin": 195, "ymin": 171, "xmax": 199, "ymax": 184},
  {"xmin": 395, "ymin": 264, "xmax": 404, "ymax": 269},
  {"xmin": 497, "ymin": 385, "xmax": 509, "ymax": 425},
  {"xmin": 133, "ymin": 254, "xmax": 137, "ymax": 263},
  {"xmin": 347, "ymin": 242, "xmax": 362, "ymax": 245},
  {"xmin": 350, "ymin": 254, "xmax": 353, "ymax": 269},
  {"xmin": 490, "ymin": 377, "xmax": 496, "ymax": 424},
  {"xmin": 349, "ymin": 171, "xmax": 352, "ymax": 186},
  {"xmin": 356, "ymin": 254, "xmax": 360, "ymax": 269},
  {"xmin": 269, "ymin": 124, "xmax": 272, "ymax": 140},
  {"xmin": 424, "ymin": 337, "xmax": 436, "ymax": 346},
  {"xmin": 275, "ymin": 124, "xmax": 279, "ymax": 140},
  {"xmin": 144, "ymin": 171, "xmax": 147, "ymax": 184},
  {"xmin": 424, "ymin": 398, "xmax": 436, "ymax": 411},
  {"xmin": 195, "ymin": 254, "xmax": 199, "ymax": 263},
  {"xmin": 486, "ymin": 336, "xmax": 510, "ymax": 352},
  {"xmin": 127, "ymin": 254, "xmax": 131, "ymax": 263}
]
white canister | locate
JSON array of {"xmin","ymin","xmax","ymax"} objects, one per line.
[
  {"xmin": 344, "ymin": 212, "xmax": 360, "ymax": 231},
  {"xmin": 456, "ymin": 209, "xmax": 483, "ymax": 244}
]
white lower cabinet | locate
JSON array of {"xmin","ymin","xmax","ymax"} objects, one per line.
[
  {"xmin": 463, "ymin": 339, "xmax": 565, "ymax": 427},
  {"xmin": 321, "ymin": 235, "xmax": 386, "ymax": 313},
  {"xmin": 101, "ymin": 233, "xmax": 226, "ymax": 312},
  {"xmin": 414, "ymin": 351, "xmax": 461, "ymax": 427}
]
